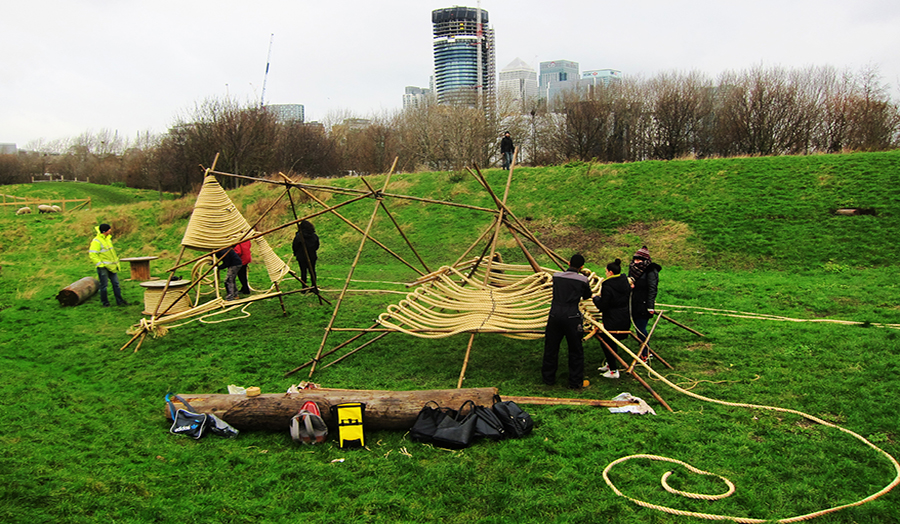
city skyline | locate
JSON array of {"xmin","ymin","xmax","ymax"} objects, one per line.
[{"xmin": 2, "ymin": 0, "xmax": 899, "ymax": 148}]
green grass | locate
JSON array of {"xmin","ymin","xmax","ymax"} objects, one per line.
[{"xmin": 1, "ymin": 152, "xmax": 899, "ymax": 523}]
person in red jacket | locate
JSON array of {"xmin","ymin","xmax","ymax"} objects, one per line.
[{"xmin": 234, "ymin": 240, "xmax": 252, "ymax": 295}]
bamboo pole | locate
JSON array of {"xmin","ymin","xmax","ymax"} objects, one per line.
[
  {"xmin": 211, "ymin": 169, "xmax": 496, "ymax": 214},
  {"xmin": 360, "ymin": 176, "xmax": 430, "ymax": 274},
  {"xmin": 308, "ymin": 160, "xmax": 397, "ymax": 378},
  {"xmin": 505, "ymin": 395, "xmax": 638, "ymax": 408},
  {"xmin": 165, "ymin": 193, "xmax": 371, "ymax": 273},
  {"xmin": 597, "ymin": 334, "xmax": 673, "ymax": 412},
  {"xmin": 451, "ymin": 222, "xmax": 497, "ymax": 269},
  {"xmin": 321, "ymin": 332, "xmax": 391, "ymax": 369},
  {"xmin": 456, "ymin": 333, "xmax": 476, "ymax": 389},
  {"xmin": 293, "ymin": 185, "xmax": 425, "ymax": 276},
  {"xmin": 626, "ymin": 313, "xmax": 667, "ymax": 373},
  {"xmin": 660, "ymin": 313, "xmax": 705, "ymax": 337},
  {"xmin": 284, "ymin": 323, "xmax": 381, "ymax": 376}
]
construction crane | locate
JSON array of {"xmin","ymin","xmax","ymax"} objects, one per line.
[{"xmin": 260, "ymin": 33, "xmax": 274, "ymax": 107}]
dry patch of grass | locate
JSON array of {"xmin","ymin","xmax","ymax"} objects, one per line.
[{"xmin": 532, "ymin": 219, "xmax": 704, "ymax": 269}]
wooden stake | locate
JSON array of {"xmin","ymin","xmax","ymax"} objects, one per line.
[{"xmin": 457, "ymin": 333, "xmax": 476, "ymax": 389}]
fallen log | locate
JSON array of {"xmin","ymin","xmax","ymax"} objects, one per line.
[
  {"xmin": 56, "ymin": 277, "xmax": 99, "ymax": 306},
  {"xmin": 165, "ymin": 388, "xmax": 640, "ymax": 432},
  {"xmin": 165, "ymin": 388, "xmax": 499, "ymax": 431}
]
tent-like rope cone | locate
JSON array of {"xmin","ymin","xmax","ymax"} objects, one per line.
[{"xmin": 183, "ymin": 174, "xmax": 290, "ymax": 283}]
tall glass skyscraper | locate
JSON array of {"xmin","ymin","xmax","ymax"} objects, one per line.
[{"xmin": 432, "ymin": 6, "xmax": 495, "ymax": 109}]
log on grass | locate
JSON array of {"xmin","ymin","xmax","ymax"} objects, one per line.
[
  {"xmin": 56, "ymin": 277, "xmax": 99, "ymax": 306},
  {"xmin": 165, "ymin": 387, "xmax": 499, "ymax": 431}
]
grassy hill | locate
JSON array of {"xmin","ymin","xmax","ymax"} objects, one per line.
[{"xmin": 1, "ymin": 152, "xmax": 899, "ymax": 523}]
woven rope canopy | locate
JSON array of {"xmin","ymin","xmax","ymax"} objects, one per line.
[{"xmin": 378, "ymin": 260, "xmax": 602, "ymax": 340}]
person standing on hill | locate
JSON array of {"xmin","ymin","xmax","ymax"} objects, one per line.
[
  {"xmin": 292, "ymin": 220, "xmax": 320, "ymax": 292},
  {"xmin": 593, "ymin": 258, "xmax": 632, "ymax": 379},
  {"xmin": 500, "ymin": 131, "xmax": 514, "ymax": 170},
  {"xmin": 542, "ymin": 254, "xmax": 592, "ymax": 389},
  {"xmin": 234, "ymin": 239, "xmax": 252, "ymax": 295},
  {"xmin": 629, "ymin": 246, "xmax": 662, "ymax": 361},
  {"xmin": 88, "ymin": 223, "xmax": 129, "ymax": 307}
]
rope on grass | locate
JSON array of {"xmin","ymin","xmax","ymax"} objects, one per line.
[
  {"xmin": 658, "ymin": 303, "xmax": 900, "ymax": 330},
  {"xmin": 590, "ymin": 318, "xmax": 900, "ymax": 523}
]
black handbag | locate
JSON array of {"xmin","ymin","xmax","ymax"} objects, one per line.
[
  {"xmin": 410, "ymin": 401, "xmax": 456, "ymax": 443},
  {"xmin": 432, "ymin": 400, "xmax": 477, "ymax": 449},
  {"xmin": 473, "ymin": 404, "xmax": 506, "ymax": 441},
  {"xmin": 491, "ymin": 397, "xmax": 534, "ymax": 438}
]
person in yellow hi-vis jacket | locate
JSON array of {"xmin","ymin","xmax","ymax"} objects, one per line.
[{"xmin": 88, "ymin": 223, "xmax": 129, "ymax": 307}]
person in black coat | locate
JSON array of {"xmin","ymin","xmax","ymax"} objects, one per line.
[
  {"xmin": 542, "ymin": 254, "xmax": 592, "ymax": 389},
  {"xmin": 292, "ymin": 220, "xmax": 320, "ymax": 291},
  {"xmin": 592, "ymin": 259, "xmax": 632, "ymax": 378},
  {"xmin": 500, "ymin": 132, "xmax": 514, "ymax": 170},
  {"xmin": 216, "ymin": 247, "xmax": 243, "ymax": 301},
  {"xmin": 629, "ymin": 245, "xmax": 662, "ymax": 360}
]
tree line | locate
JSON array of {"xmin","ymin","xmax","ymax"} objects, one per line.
[{"xmin": 1, "ymin": 64, "xmax": 897, "ymax": 190}]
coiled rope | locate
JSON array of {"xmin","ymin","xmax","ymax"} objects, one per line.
[{"xmin": 590, "ymin": 317, "xmax": 900, "ymax": 522}]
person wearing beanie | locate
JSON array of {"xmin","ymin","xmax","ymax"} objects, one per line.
[
  {"xmin": 88, "ymin": 223, "xmax": 129, "ymax": 307},
  {"xmin": 593, "ymin": 259, "xmax": 632, "ymax": 379},
  {"xmin": 628, "ymin": 245, "xmax": 662, "ymax": 360},
  {"xmin": 542, "ymin": 254, "xmax": 592, "ymax": 389}
]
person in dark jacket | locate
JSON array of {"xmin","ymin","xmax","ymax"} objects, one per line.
[
  {"xmin": 542, "ymin": 254, "xmax": 592, "ymax": 389},
  {"xmin": 234, "ymin": 240, "xmax": 252, "ymax": 295},
  {"xmin": 629, "ymin": 245, "xmax": 662, "ymax": 361},
  {"xmin": 292, "ymin": 220, "xmax": 320, "ymax": 291},
  {"xmin": 500, "ymin": 132, "xmax": 514, "ymax": 170},
  {"xmin": 216, "ymin": 247, "xmax": 243, "ymax": 301},
  {"xmin": 593, "ymin": 259, "xmax": 632, "ymax": 379}
]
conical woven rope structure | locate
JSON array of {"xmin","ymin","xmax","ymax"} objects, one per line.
[{"xmin": 182, "ymin": 174, "xmax": 290, "ymax": 283}]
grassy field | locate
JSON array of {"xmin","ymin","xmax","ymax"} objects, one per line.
[{"xmin": 1, "ymin": 152, "xmax": 899, "ymax": 523}]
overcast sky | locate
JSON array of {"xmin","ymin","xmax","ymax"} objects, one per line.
[{"xmin": 2, "ymin": 0, "xmax": 899, "ymax": 148}]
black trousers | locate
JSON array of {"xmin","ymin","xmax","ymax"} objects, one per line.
[{"xmin": 542, "ymin": 314, "xmax": 584, "ymax": 388}]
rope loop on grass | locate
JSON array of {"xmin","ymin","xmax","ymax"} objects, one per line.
[{"xmin": 589, "ymin": 318, "xmax": 900, "ymax": 523}]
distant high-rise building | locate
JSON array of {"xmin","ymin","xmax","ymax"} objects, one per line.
[
  {"xmin": 581, "ymin": 69, "xmax": 623, "ymax": 86},
  {"xmin": 0, "ymin": 143, "xmax": 16, "ymax": 155},
  {"xmin": 539, "ymin": 60, "xmax": 579, "ymax": 89},
  {"xmin": 499, "ymin": 58, "xmax": 538, "ymax": 109},
  {"xmin": 539, "ymin": 60, "xmax": 580, "ymax": 107},
  {"xmin": 432, "ymin": 6, "xmax": 495, "ymax": 109},
  {"xmin": 403, "ymin": 86, "xmax": 433, "ymax": 109},
  {"xmin": 267, "ymin": 104, "xmax": 305, "ymax": 123}
]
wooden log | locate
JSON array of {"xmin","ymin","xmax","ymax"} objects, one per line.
[
  {"xmin": 165, "ymin": 387, "xmax": 499, "ymax": 431},
  {"xmin": 55, "ymin": 277, "xmax": 99, "ymax": 306}
]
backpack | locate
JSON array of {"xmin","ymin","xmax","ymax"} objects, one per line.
[
  {"xmin": 491, "ymin": 399, "xmax": 534, "ymax": 438},
  {"xmin": 290, "ymin": 401, "xmax": 328, "ymax": 444}
]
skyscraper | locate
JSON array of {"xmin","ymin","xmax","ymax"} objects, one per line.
[
  {"xmin": 539, "ymin": 60, "xmax": 580, "ymax": 107},
  {"xmin": 582, "ymin": 69, "xmax": 623, "ymax": 86},
  {"xmin": 432, "ymin": 6, "xmax": 495, "ymax": 109},
  {"xmin": 499, "ymin": 58, "xmax": 538, "ymax": 110}
]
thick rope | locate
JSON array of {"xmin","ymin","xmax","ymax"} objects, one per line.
[
  {"xmin": 589, "ymin": 317, "xmax": 900, "ymax": 523},
  {"xmin": 376, "ymin": 263, "xmax": 602, "ymax": 340},
  {"xmin": 658, "ymin": 303, "xmax": 900, "ymax": 330}
]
